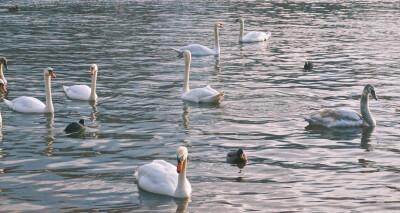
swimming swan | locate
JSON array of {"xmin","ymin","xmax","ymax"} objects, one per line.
[
  {"xmin": 0, "ymin": 57, "xmax": 8, "ymax": 85},
  {"xmin": 179, "ymin": 50, "xmax": 224, "ymax": 103},
  {"xmin": 173, "ymin": 22, "xmax": 224, "ymax": 56},
  {"xmin": 0, "ymin": 79, "xmax": 7, "ymax": 124},
  {"xmin": 304, "ymin": 84, "xmax": 378, "ymax": 128},
  {"xmin": 236, "ymin": 17, "xmax": 271, "ymax": 43},
  {"xmin": 63, "ymin": 64, "xmax": 98, "ymax": 101},
  {"xmin": 135, "ymin": 146, "xmax": 192, "ymax": 198},
  {"xmin": 3, "ymin": 67, "xmax": 56, "ymax": 113}
]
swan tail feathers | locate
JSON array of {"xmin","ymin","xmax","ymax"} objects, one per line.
[
  {"xmin": 2, "ymin": 98, "xmax": 13, "ymax": 109},
  {"xmin": 63, "ymin": 85, "xmax": 69, "ymax": 93}
]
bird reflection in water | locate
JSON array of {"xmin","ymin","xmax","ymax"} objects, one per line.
[
  {"xmin": 182, "ymin": 104, "xmax": 190, "ymax": 132},
  {"xmin": 360, "ymin": 126, "xmax": 376, "ymax": 151},
  {"xmin": 44, "ymin": 113, "xmax": 55, "ymax": 156},
  {"xmin": 137, "ymin": 188, "xmax": 189, "ymax": 213}
]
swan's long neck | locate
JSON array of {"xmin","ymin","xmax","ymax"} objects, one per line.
[
  {"xmin": 175, "ymin": 159, "xmax": 189, "ymax": 197},
  {"xmin": 89, "ymin": 71, "xmax": 97, "ymax": 100},
  {"xmin": 239, "ymin": 21, "xmax": 244, "ymax": 41},
  {"xmin": 360, "ymin": 90, "xmax": 375, "ymax": 126},
  {"xmin": 183, "ymin": 54, "xmax": 191, "ymax": 93},
  {"xmin": 0, "ymin": 64, "xmax": 6, "ymax": 85},
  {"xmin": 43, "ymin": 75, "xmax": 54, "ymax": 113},
  {"xmin": 214, "ymin": 24, "xmax": 220, "ymax": 54}
]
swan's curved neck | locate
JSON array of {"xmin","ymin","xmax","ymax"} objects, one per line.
[
  {"xmin": 0, "ymin": 64, "xmax": 6, "ymax": 84},
  {"xmin": 183, "ymin": 55, "xmax": 191, "ymax": 93},
  {"xmin": 214, "ymin": 24, "xmax": 220, "ymax": 54},
  {"xmin": 239, "ymin": 21, "xmax": 244, "ymax": 41},
  {"xmin": 43, "ymin": 75, "xmax": 54, "ymax": 113},
  {"xmin": 175, "ymin": 159, "xmax": 188, "ymax": 197},
  {"xmin": 90, "ymin": 71, "xmax": 97, "ymax": 100},
  {"xmin": 360, "ymin": 90, "xmax": 375, "ymax": 126}
]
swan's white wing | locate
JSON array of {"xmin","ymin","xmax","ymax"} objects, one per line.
[
  {"xmin": 241, "ymin": 32, "xmax": 271, "ymax": 42},
  {"xmin": 182, "ymin": 86, "xmax": 224, "ymax": 103},
  {"xmin": 304, "ymin": 108, "xmax": 363, "ymax": 127},
  {"xmin": 135, "ymin": 160, "xmax": 178, "ymax": 197},
  {"xmin": 4, "ymin": 96, "xmax": 45, "ymax": 113},
  {"xmin": 176, "ymin": 44, "xmax": 215, "ymax": 56},
  {"xmin": 64, "ymin": 85, "xmax": 91, "ymax": 100}
]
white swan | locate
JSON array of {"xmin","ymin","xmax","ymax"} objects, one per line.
[
  {"xmin": 173, "ymin": 22, "xmax": 224, "ymax": 56},
  {"xmin": 135, "ymin": 146, "xmax": 192, "ymax": 198},
  {"xmin": 179, "ymin": 50, "xmax": 224, "ymax": 103},
  {"xmin": 236, "ymin": 17, "xmax": 271, "ymax": 43},
  {"xmin": 304, "ymin": 84, "xmax": 378, "ymax": 128},
  {"xmin": 63, "ymin": 64, "xmax": 98, "ymax": 101},
  {"xmin": 0, "ymin": 79, "xmax": 7, "ymax": 124},
  {"xmin": 3, "ymin": 67, "xmax": 56, "ymax": 113},
  {"xmin": 0, "ymin": 57, "xmax": 8, "ymax": 85}
]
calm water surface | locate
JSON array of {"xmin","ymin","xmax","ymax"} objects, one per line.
[{"xmin": 1, "ymin": 0, "xmax": 400, "ymax": 212}]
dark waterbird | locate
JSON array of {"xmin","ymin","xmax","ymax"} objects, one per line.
[
  {"xmin": 304, "ymin": 61, "xmax": 314, "ymax": 70},
  {"xmin": 8, "ymin": 6, "xmax": 19, "ymax": 12},
  {"xmin": 64, "ymin": 119, "xmax": 85, "ymax": 134},
  {"xmin": 226, "ymin": 148, "xmax": 248, "ymax": 169}
]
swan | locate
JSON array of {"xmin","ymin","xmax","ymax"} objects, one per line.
[
  {"xmin": 0, "ymin": 79, "xmax": 7, "ymax": 124},
  {"xmin": 63, "ymin": 64, "xmax": 98, "ymax": 101},
  {"xmin": 134, "ymin": 146, "xmax": 191, "ymax": 198},
  {"xmin": 3, "ymin": 67, "xmax": 56, "ymax": 113},
  {"xmin": 304, "ymin": 84, "xmax": 378, "ymax": 128},
  {"xmin": 0, "ymin": 57, "xmax": 8, "ymax": 85},
  {"xmin": 226, "ymin": 148, "xmax": 248, "ymax": 164},
  {"xmin": 173, "ymin": 22, "xmax": 224, "ymax": 56},
  {"xmin": 64, "ymin": 119, "xmax": 85, "ymax": 134},
  {"xmin": 236, "ymin": 17, "xmax": 271, "ymax": 43},
  {"xmin": 179, "ymin": 50, "xmax": 224, "ymax": 103}
]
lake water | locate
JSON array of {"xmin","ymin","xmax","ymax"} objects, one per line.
[{"xmin": 1, "ymin": 0, "xmax": 400, "ymax": 212}]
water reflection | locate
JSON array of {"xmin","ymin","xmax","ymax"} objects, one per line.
[
  {"xmin": 182, "ymin": 104, "xmax": 190, "ymax": 132},
  {"xmin": 137, "ymin": 188, "xmax": 189, "ymax": 213},
  {"xmin": 360, "ymin": 126, "xmax": 376, "ymax": 151},
  {"xmin": 44, "ymin": 113, "xmax": 55, "ymax": 157},
  {"xmin": 89, "ymin": 100, "xmax": 98, "ymax": 123}
]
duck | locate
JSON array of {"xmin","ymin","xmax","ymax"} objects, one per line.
[
  {"xmin": 8, "ymin": 6, "xmax": 19, "ymax": 12},
  {"xmin": 0, "ymin": 57, "xmax": 8, "ymax": 85},
  {"xmin": 0, "ymin": 79, "xmax": 7, "ymax": 124},
  {"xmin": 236, "ymin": 17, "xmax": 271, "ymax": 43},
  {"xmin": 134, "ymin": 146, "xmax": 191, "ymax": 198},
  {"xmin": 304, "ymin": 84, "xmax": 378, "ymax": 128},
  {"xmin": 63, "ymin": 64, "xmax": 98, "ymax": 101},
  {"xmin": 64, "ymin": 119, "xmax": 85, "ymax": 134},
  {"xmin": 3, "ymin": 67, "xmax": 56, "ymax": 113},
  {"xmin": 226, "ymin": 148, "xmax": 248, "ymax": 164},
  {"xmin": 173, "ymin": 22, "xmax": 224, "ymax": 56},
  {"xmin": 304, "ymin": 61, "xmax": 314, "ymax": 70},
  {"xmin": 179, "ymin": 50, "xmax": 224, "ymax": 103}
]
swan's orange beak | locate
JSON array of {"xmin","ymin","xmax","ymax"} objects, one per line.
[
  {"xmin": 177, "ymin": 160, "xmax": 183, "ymax": 174},
  {"xmin": 91, "ymin": 67, "xmax": 95, "ymax": 75},
  {"xmin": 220, "ymin": 24, "xmax": 224, "ymax": 29},
  {"xmin": 0, "ymin": 85, "xmax": 6, "ymax": 92},
  {"xmin": 49, "ymin": 71, "xmax": 56, "ymax": 78}
]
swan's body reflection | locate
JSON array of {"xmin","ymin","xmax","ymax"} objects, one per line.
[
  {"xmin": 137, "ymin": 188, "xmax": 189, "ymax": 213},
  {"xmin": 44, "ymin": 113, "xmax": 55, "ymax": 156}
]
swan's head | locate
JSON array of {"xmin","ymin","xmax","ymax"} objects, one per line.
[
  {"xmin": 364, "ymin": 84, "xmax": 378, "ymax": 101},
  {"xmin": 79, "ymin": 119, "xmax": 85, "ymax": 126},
  {"xmin": 178, "ymin": 50, "xmax": 191, "ymax": 59},
  {"xmin": 90, "ymin": 64, "xmax": 98, "ymax": 75},
  {"xmin": 215, "ymin": 22, "xmax": 224, "ymax": 29},
  {"xmin": 176, "ymin": 146, "xmax": 188, "ymax": 174},
  {"xmin": 235, "ymin": 17, "xmax": 244, "ymax": 23},
  {"xmin": 236, "ymin": 149, "xmax": 247, "ymax": 162},
  {"xmin": 0, "ymin": 57, "xmax": 8, "ymax": 70},
  {"xmin": 0, "ymin": 79, "xmax": 6, "ymax": 92},
  {"xmin": 44, "ymin": 67, "xmax": 56, "ymax": 78}
]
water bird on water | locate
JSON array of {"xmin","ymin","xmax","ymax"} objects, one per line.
[
  {"xmin": 0, "ymin": 80, "xmax": 7, "ymax": 124},
  {"xmin": 8, "ymin": 6, "xmax": 18, "ymax": 12},
  {"xmin": 304, "ymin": 61, "xmax": 314, "ymax": 70},
  {"xmin": 64, "ymin": 119, "xmax": 85, "ymax": 134},
  {"xmin": 135, "ymin": 146, "xmax": 191, "ymax": 198},
  {"xmin": 179, "ymin": 50, "xmax": 225, "ymax": 103},
  {"xmin": 173, "ymin": 22, "xmax": 224, "ymax": 56},
  {"xmin": 63, "ymin": 64, "xmax": 98, "ymax": 101},
  {"xmin": 226, "ymin": 148, "xmax": 248, "ymax": 164},
  {"xmin": 3, "ymin": 67, "xmax": 56, "ymax": 113},
  {"xmin": 0, "ymin": 57, "xmax": 8, "ymax": 85},
  {"xmin": 304, "ymin": 84, "xmax": 378, "ymax": 128},
  {"xmin": 235, "ymin": 17, "xmax": 271, "ymax": 43}
]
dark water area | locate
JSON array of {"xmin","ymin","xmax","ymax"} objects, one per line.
[{"xmin": 1, "ymin": 0, "xmax": 400, "ymax": 212}]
